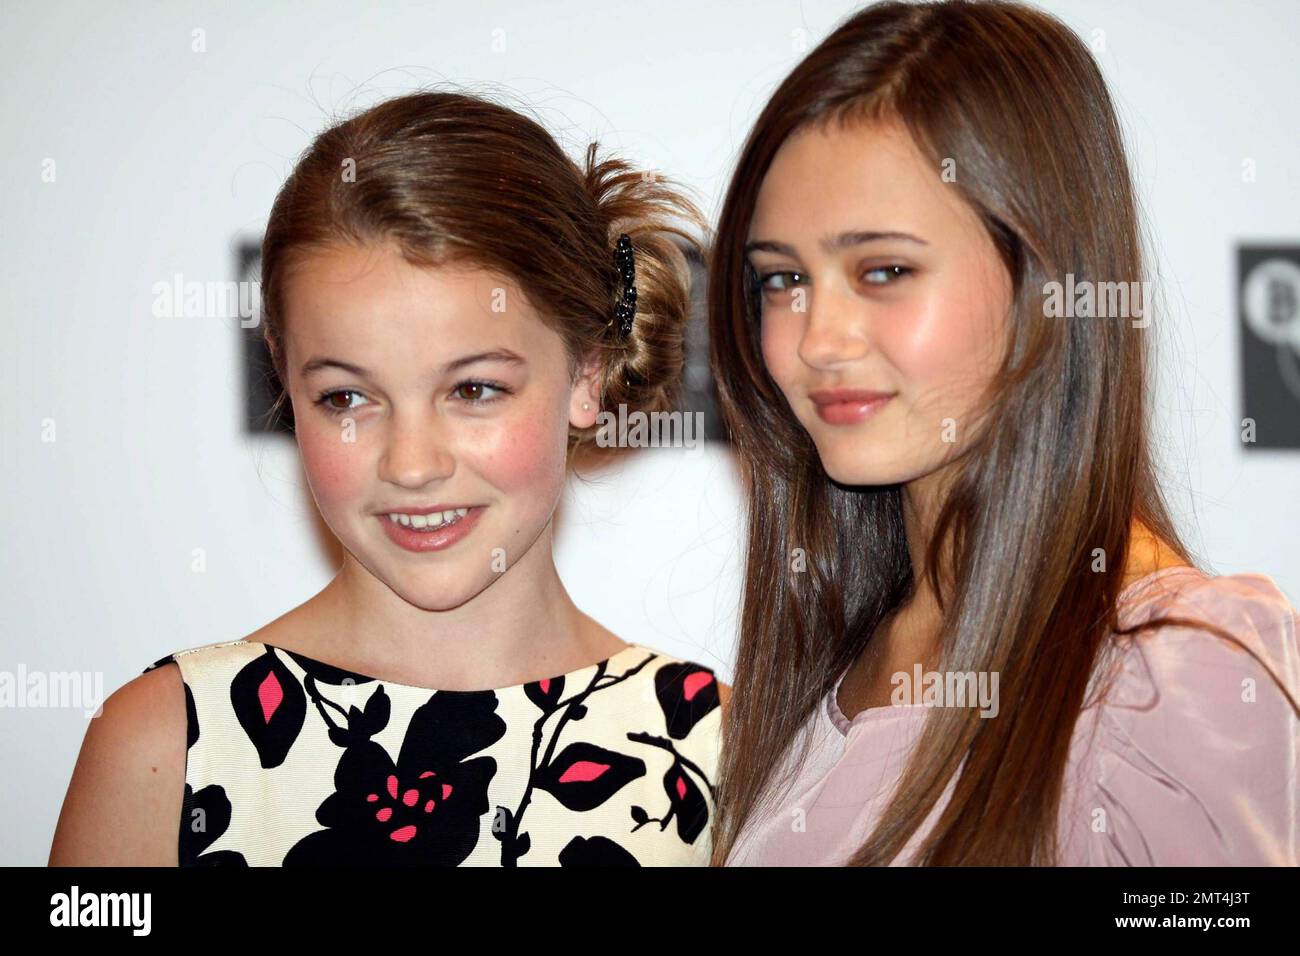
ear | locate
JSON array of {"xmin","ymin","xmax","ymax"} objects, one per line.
[
  {"xmin": 568, "ymin": 354, "xmax": 604, "ymax": 430},
  {"xmin": 262, "ymin": 326, "xmax": 283, "ymax": 375}
]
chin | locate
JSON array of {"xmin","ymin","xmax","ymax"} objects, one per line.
[
  {"xmin": 813, "ymin": 444, "xmax": 910, "ymax": 489},
  {"xmin": 384, "ymin": 570, "xmax": 497, "ymax": 612},
  {"xmin": 341, "ymin": 533, "xmax": 503, "ymax": 612}
]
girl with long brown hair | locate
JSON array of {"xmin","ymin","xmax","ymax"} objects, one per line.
[
  {"xmin": 51, "ymin": 90, "xmax": 727, "ymax": 866},
  {"xmin": 709, "ymin": 0, "xmax": 1299, "ymax": 865}
]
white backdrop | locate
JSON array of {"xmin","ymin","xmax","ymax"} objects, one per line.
[{"xmin": 2, "ymin": 0, "xmax": 1296, "ymax": 865}]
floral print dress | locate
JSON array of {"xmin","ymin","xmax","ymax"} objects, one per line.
[{"xmin": 142, "ymin": 639, "xmax": 722, "ymax": 866}]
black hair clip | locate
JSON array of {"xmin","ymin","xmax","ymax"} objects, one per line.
[{"xmin": 610, "ymin": 233, "xmax": 638, "ymax": 339}]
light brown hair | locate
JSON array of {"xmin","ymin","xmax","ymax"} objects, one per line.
[{"xmin": 259, "ymin": 89, "xmax": 704, "ymax": 457}]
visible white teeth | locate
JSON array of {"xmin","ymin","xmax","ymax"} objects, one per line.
[{"xmin": 386, "ymin": 508, "xmax": 472, "ymax": 531}]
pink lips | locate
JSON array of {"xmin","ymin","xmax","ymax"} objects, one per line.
[
  {"xmin": 379, "ymin": 506, "xmax": 484, "ymax": 553},
  {"xmin": 808, "ymin": 388, "xmax": 895, "ymax": 425}
]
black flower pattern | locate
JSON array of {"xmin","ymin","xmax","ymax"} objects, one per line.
[
  {"xmin": 144, "ymin": 640, "xmax": 721, "ymax": 866},
  {"xmin": 284, "ymin": 689, "xmax": 505, "ymax": 865}
]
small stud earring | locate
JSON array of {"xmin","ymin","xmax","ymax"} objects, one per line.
[{"xmin": 582, "ymin": 402, "xmax": 590, "ymax": 410}]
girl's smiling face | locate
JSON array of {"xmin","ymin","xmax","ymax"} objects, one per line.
[
  {"xmin": 747, "ymin": 118, "xmax": 1013, "ymax": 488},
  {"xmin": 280, "ymin": 241, "xmax": 600, "ymax": 611}
]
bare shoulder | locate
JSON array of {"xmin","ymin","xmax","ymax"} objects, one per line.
[
  {"xmin": 48, "ymin": 661, "xmax": 187, "ymax": 866},
  {"xmin": 1120, "ymin": 521, "xmax": 1189, "ymax": 591},
  {"xmin": 240, "ymin": 597, "xmax": 318, "ymax": 652},
  {"xmin": 574, "ymin": 611, "xmax": 639, "ymax": 662}
]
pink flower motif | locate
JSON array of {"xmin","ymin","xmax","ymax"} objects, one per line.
[{"xmin": 257, "ymin": 671, "xmax": 284, "ymax": 723}]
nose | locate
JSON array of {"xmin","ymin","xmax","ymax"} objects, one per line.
[
  {"xmin": 376, "ymin": 408, "xmax": 456, "ymax": 490},
  {"xmin": 796, "ymin": 281, "xmax": 871, "ymax": 369}
]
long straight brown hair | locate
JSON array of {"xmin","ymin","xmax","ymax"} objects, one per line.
[{"xmin": 708, "ymin": 0, "xmax": 1295, "ymax": 866}]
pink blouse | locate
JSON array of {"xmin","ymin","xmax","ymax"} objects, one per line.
[{"xmin": 725, "ymin": 565, "xmax": 1300, "ymax": 866}]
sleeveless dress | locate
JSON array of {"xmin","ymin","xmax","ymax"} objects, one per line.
[{"xmin": 142, "ymin": 639, "xmax": 722, "ymax": 866}]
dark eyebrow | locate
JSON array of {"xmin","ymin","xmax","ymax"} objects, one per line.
[
  {"xmin": 745, "ymin": 230, "xmax": 928, "ymax": 257},
  {"xmin": 300, "ymin": 348, "xmax": 527, "ymax": 378}
]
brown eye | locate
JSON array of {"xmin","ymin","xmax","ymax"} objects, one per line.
[
  {"xmin": 313, "ymin": 389, "xmax": 369, "ymax": 415},
  {"xmin": 455, "ymin": 382, "xmax": 484, "ymax": 401},
  {"xmin": 451, "ymin": 380, "xmax": 508, "ymax": 404}
]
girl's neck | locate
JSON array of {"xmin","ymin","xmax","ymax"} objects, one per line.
[
  {"xmin": 280, "ymin": 525, "xmax": 625, "ymax": 691},
  {"xmin": 896, "ymin": 465, "xmax": 955, "ymax": 647},
  {"xmin": 895, "ymin": 466, "xmax": 1186, "ymax": 664}
]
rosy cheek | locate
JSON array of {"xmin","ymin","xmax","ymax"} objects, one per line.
[
  {"xmin": 460, "ymin": 398, "xmax": 569, "ymax": 498},
  {"xmin": 893, "ymin": 291, "xmax": 970, "ymax": 372},
  {"xmin": 883, "ymin": 285, "xmax": 1006, "ymax": 423},
  {"xmin": 297, "ymin": 421, "xmax": 370, "ymax": 508},
  {"xmin": 760, "ymin": 315, "xmax": 801, "ymax": 392}
]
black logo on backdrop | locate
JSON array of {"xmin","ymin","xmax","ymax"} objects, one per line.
[{"xmin": 1240, "ymin": 245, "xmax": 1300, "ymax": 450}]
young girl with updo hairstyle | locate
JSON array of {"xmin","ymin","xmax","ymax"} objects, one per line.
[
  {"xmin": 50, "ymin": 90, "xmax": 727, "ymax": 867},
  {"xmin": 708, "ymin": 0, "xmax": 1299, "ymax": 866}
]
